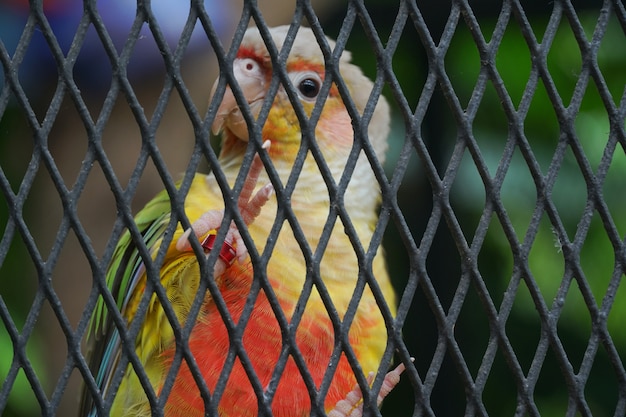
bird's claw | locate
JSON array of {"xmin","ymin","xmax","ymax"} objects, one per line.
[
  {"xmin": 176, "ymin": 140, "xmax": 274, "ymax": 265},
  {"xmin": 327, "ymin": 361, "xmax": 408, "ymax": 417}
]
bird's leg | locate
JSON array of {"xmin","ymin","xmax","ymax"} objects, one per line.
[
  {"xmin": 176, "ymin": 141, "xmax": 273, "ymax": 273},
  {"xmin": 327, "ymin": 362, "xmax": 407, "ymax": 417}
]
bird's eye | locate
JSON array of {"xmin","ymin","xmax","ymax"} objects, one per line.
[
  {"xmin": 289, "ymin": 72, "xmax": 323, "ymax": 101},
  {"xmin": 298, "ymin": 78, "xmax": 320, "ymax": 99}
]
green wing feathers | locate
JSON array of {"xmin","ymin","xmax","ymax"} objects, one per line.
[{"xmin": 82, "ymin": 188, "xmax": 172, "ymax": 415}]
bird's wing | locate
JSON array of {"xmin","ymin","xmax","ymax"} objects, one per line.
[{"xmin": 81, "ymin": 187, "xmax": 172, "ymax": 416}]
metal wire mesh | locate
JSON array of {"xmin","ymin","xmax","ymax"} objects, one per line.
[{"xmin": 1, "ymin": 0, "xmax": 625, "ymax": 416}]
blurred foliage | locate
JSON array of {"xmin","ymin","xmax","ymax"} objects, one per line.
[
  {"xmin": 447, "ymin": 11, "xmax": 626, "ymax": 416},
  {"xmin": 0, "ymin": 108, "xmax": 49, "ymax": 417},
  {"xmin": 435, "ymin": 10, "xmax": 625, "ymax": 417},
  {"xmin": 326, "ymin": 4, "xmax": 626, "ymax": 417},
  {"xmin": 451, "ymin": 9, "xmax": 626, "ymax": 344},
  {"xmin": 0, "ymin": 311, "xmax": 48, "ymax": 417}
]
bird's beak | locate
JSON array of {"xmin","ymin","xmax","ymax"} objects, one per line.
[{"xmin": 210, "ymin": 58, "xmax": 266, "ymax": 141}]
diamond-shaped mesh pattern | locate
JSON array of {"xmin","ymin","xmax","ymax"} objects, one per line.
[{"xmin": 1, "ymin": 0, "xmax": 625, "ymax": 416}]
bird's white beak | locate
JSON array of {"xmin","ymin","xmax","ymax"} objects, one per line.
[{"xmin": 210, "ymin": 58, "xmax": 266, "ymax": 141}]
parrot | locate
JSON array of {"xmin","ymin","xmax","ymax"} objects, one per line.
[{"xmin": 81, "ymin": 25, "xmax": 400, "ymax": 417}]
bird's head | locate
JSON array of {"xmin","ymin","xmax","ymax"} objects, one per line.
[{"xmin": 211, "ymin": 25, "xmax": 390, "ymax": 207}]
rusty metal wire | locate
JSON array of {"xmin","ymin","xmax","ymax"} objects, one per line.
[{"xmin": 1, "ymin": 0, "xmax": 625, "ymax": 416}]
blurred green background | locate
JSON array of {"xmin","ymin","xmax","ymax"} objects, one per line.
[{"xmin": 1, "ymin": 0, "xmax": 625, "ymax": 416}]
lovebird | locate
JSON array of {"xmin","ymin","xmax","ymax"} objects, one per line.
[{"xmin": 81, "ymin": 25, "xmax": 399, "ymax": 417}]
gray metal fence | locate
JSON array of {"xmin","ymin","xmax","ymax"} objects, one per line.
[{"xmin": 1, "ymin": 0, "xmax": 625, "ymax": 416}]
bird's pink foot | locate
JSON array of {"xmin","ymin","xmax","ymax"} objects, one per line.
[
  {"xmin": 327, "ymin": 362, "xmax": 407, "ymax": 417},
  {"xmin": 176, "ymin": 140, "xmax": 273, "ymax": 267}
]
